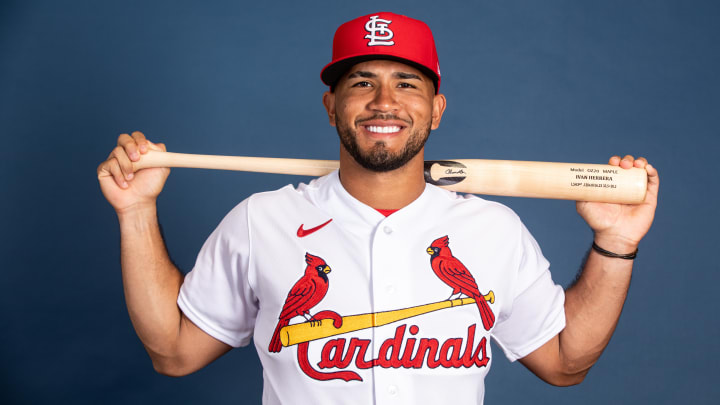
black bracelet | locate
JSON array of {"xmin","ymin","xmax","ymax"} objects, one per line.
[{"xmin": 592, "ymin": 242, "xmax": 638, "ymax": 260}]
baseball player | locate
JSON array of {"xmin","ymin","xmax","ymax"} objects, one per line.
[{"xmin": 97, "ymin": 12, "xmax": 659, "ymax": 405}]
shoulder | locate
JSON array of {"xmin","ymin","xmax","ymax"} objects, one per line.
[
  {"xmin": 216, "ymin": 174, "xmax": 332, "ymax": 232},
  {"xmin": 245, "ymin": 173, "xmax": 331, "ymax": 207},
  {"xmin": 426, "ymin": 185, "xmax": 524, "ymax": 229},
  {"xmin": 245, "ymin": 175, "xmax": 330, "ymax": 215}
]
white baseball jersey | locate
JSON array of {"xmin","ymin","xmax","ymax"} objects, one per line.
[{"xmin": 178, "ymin": 170, "xmax": 565, "ymax": 405}]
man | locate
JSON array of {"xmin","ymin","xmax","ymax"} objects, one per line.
[{"xmin": 97, "ymin": 12, "xmax": 659, "ymax": 405}]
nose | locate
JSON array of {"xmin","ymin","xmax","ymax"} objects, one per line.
[{"xmin": 368, "ymin": 83, "xmax": 399, "ymax": 113}]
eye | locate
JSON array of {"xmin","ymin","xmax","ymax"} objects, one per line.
[
  {"xmin": 398, "ymin": 82, "xmax": 417, "ymax": 89},
  {"xmin": 352, "ymin": 81, "xmax": 372, "ymax": 88},
  {"xmin": 316, "ymin": 265, "xmax": 324, "ymax": 271}
]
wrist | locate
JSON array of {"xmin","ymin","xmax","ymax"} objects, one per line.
[
  {"xmin": 117, "ymin": 203, "xmax": 159, "ymax": 231},
  {"xmin": 592, "ymin": 234, "xmax": 639, "ymax": 256},
  {"xmin": 591, "ymin": 242, "xmax": 637, "ymax": 260}
]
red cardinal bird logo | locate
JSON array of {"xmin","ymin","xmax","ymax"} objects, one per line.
[
  {"xmin": 268, "ymin": 253, "xmax": 332, "ymax": 353},
  {"xmin": 427, "ymin": 236, "xmax": 495, "ymax": 331}
]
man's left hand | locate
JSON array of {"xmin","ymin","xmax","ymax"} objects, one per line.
[{"xmin": 576, "ymin": 155, "xmax": 660, "ymax": 253}]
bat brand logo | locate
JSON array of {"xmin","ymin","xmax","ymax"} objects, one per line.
[
  {"xmin": 364, "ymin": 16, "xmax": 394, "ymax": 46},
  {"xmin": 424, "ymin": 160, "xmax": 468, "ymax": 186},
  {"xmin": 297, "ymin": 219, "xmax": 333, "ymax": 238}
]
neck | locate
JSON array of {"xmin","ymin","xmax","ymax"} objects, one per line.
[{"xmin": 338, "ymin": 147, "xmax": 426, "ymax": 210}]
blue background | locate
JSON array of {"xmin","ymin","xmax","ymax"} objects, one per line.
[{"xmin": 2, "ymin": 0, "xmax": 718, "ymax": 403}]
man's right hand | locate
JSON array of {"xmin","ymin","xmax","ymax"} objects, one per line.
[{"xmin": 97, "ymin": 131, "xmax": 170, "ymax": 214}]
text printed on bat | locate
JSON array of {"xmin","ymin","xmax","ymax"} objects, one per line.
[{"xmin": 570, "ymin": 167, "xmax": 620, "ymax": 189}]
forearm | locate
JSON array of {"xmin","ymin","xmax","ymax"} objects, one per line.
[
  {"xmin": 560, "ymin": 236, "xmax": 636, "ymax": 375},
  {"xmin": 118, "ymin": 204, "xmax": 185, "ymax": 360}
]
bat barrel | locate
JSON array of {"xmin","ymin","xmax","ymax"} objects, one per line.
[{"xmin": 426, "ymin": 160, "xmax": 647, "ymax": 204}]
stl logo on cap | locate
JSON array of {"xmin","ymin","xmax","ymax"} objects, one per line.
[
  {"xmin": 320, "ymin": 12, "xmax": 441, "ymax": 92},
  {"xmin": 364, "ymin": 15, "xmax": 394, "ymax": 46}
]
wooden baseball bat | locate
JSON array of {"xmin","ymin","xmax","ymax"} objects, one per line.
[
  {"xmin": 132, "ymin": 150, "xmax": 647, "ymax": 203},
  {"xmin": 280, "ymin": 295, "xmax": 493, "ymax": 347}
]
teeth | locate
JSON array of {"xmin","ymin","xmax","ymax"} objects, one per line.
[{"xmin": 366, "ymin": 126, "xmax": 401, "ymax": 134}]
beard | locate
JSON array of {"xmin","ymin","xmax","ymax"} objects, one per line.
[{"xmin": 336, "ymin": 116, "xmax": 432, "ymax": 172}]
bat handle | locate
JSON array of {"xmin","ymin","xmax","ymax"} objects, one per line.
[{"xmin": 132, "ymin": 150, "xmax": 340, "ymax": 176}]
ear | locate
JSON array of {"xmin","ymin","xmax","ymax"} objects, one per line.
[
  {"xmin": 430, "ymin": 93, "xmax": 447, "ymax": 130},
  {"xmin": 322, "ymin": 91, "xmax": 337, "ymax": 127}
]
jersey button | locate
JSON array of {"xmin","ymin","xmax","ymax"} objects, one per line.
[
  {"xmin": 387, "ymin": 385, "xmax": 398, "ymax": 395},
  {"xmin": 383, "ymin": 226, "xmax": 393, "ymax": 234}
]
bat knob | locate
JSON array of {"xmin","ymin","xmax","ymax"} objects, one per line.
[{"xmin": 484, "ymin": 290, "xmax": 495, "ymax": 304}]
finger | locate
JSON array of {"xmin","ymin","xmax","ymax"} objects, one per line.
[
  {"xmin": 131, "ymin": 131, "xmax": 149, "ymax": 154},
  {"xmin": 645, "ymin": 163, "xmax": 659, "ymax": 188},
  {"xmin": 608, "ymin": 155, "xmax": 621, "ymax": 166},
  {"xmin": 634, "ymin": 157, "xmax": 648, "ymax": 168},
  {"xmin": 118, "ymin": 133, "xmax": 141, "ymax": 161},
  {"xmin": 111, "ymin": 145, "xmax": 135, "ymax": 180},
  {"xmin": 109, "ymin": 159, "xmax": 130, "ymax": 188},
  {"xmin": 644, "ymin": 163, "xmax": 659, "ymax": 204},
  {"xmin": 97, "ymin": 159, "xmax": 110, "ymax": 178},
  {"xmin": 645, "ymin": 162, "xmax": 658, "ymax": 178},
  {"xmin": 620, "ymin": 155, "xmax": 635, "ymax": 169},
  {"xmin": 98, "ymin": 158, "xmax": 129, "ymax": 189}
]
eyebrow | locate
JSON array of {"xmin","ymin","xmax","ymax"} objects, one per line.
[
  {"xmin": 347, "ymin": 70, "xmax": 424, "ymax": 81},
  {"xmin": 347, "ymin": 71, "xmax": 376, "ymax": 79},
  {"xmin": 395, "ymin": 72, "xmax": 423, "ymax": 81}
]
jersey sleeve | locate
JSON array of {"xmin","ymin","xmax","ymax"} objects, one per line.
[
  {"xmin": 177, "ymin": 199, "xmax": 258, "ymax": 348},
  {"xmin": 491, "ymin": 222, "xmax": 566, "ymax": 362}
]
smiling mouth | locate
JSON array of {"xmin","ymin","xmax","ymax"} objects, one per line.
[{"xmin": 365, "ymin": 125, "xmax": 402, "ymax": 134}]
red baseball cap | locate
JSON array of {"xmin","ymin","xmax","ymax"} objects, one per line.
[{"xmin": 321, "ymin": 12, "xmax": 441, "ymax": 93}]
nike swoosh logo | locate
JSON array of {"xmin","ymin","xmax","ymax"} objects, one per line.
[{"xmin": 297, "ymin": 219, "xmax": 333, "ymax": 238}]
